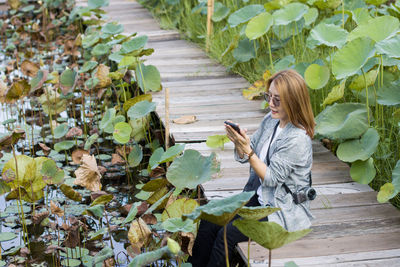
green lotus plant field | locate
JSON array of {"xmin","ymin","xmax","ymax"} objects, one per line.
[{"xmin": 139, "ymin": 0, "xmax": 400, "ymax": 207}]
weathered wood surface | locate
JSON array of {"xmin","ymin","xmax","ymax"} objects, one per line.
[{"xmin": 78, "ymin": 0, "xmax": 400, "ymax": 266}]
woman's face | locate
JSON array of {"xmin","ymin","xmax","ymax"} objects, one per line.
[{"xmin": 268, "ymin": 81, "xmax": 289, "ymax": 123}]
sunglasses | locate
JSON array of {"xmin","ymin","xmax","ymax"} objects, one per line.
[{"xmin": 264, "ymin": 92, "xmax": 280, "ymax": 107}]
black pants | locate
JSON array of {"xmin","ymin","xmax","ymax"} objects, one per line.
[{"xmin": 188, "ymin": 194, "xmax": 268, "ymax": 267}]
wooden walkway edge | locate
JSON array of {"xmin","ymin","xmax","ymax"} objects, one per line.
[{"xmin": 80, "ymin": 1, "xmax": 400, "ymax": 266}]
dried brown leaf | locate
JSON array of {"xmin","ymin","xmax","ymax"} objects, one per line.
[
  {"xmin": 66, "ymin": 127, "xmax": 83, "ymax": 138},
  {"xmin": 149, "ymin": 166, "xmax": 166, "ymax": 178},
  {"xmin": 71, "ymin": 149, "xmax": 89, "ymax": 165},
  {"xmin": 74, "ymin": 154, "xmax": 102, "ymax": 191},
  {"xmin": 21, "ymin": 60, "xmax": 39, "ymax": 77},
  {"xmin": 50, "ymin": 200, "xmax": 64, "ymax": 217},
  {"xmin": 39, "ymin": 142, "xmax": 51, "ymax": 156},
  {"xmin": 95, "ymin": 64, "xmax": 111, "ymax": 89},
  {"xmin": 172, "ymin": 115, "xmax": 197, "ymax": 124},
  {"xmin": 128, "ymin": 218, "xmax": 152, "ymax": 249},
  {"xmin": 32, "ymin": 211, "xmax": 49, "ymax": 225},
  {"xmin": 180, "ymin": 232, "xmax": 195, "ymax": 256},
  {"xmin": 141, "ymin": 214, "xmax": 157, "ymax": 225},
  {"xmin": 111, "ymin": 153, "xmax": 125, "ymax": 165}
]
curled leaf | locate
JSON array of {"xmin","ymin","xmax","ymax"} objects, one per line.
[
  {"xmin": 74, "ymin": 154, "xmax": 102, "ymax": 191},
  {"xmin": 60, "ymin": 184, "xmax": 82, "ymax": 202},
  {"xmin": 50, "ymin": 200, "xmax": 64, "ymax": 217}
]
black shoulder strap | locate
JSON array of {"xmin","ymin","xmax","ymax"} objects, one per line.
[{"xmin": 266, "ymin": 122, "xmax": 280, "ymax": 167}]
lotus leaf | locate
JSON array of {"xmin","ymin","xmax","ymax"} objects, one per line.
[
  {"xmin": 88, "ymin": 0, "xmax": 109, "ymax": 9},
  {"xmin": 84, "ymin": 133, "xmax": 99, "ymax": 151},
  {"xmin": 332, "ymin": 37, "xmax": 375, "ymax": 80},
  {"xmin": 352, "ymin": 8, "xmax": 371, "ymax": 25},
  {"xmin": 304, "ymin": 7, "xmax": 318, "ymax": 26},
  {"xmin": 21, "ymin": 60, "xmax": 39, "ymax": 77},
  {"xmin": 161, "ymin": 198, "xmax": 199, "ymax": 221},
  {"xmin": 228, "ymin": 5, "xmax": 265, "ymax": 28},
  {"xmin": 92, "ymin": 44, "xmax": 111, "ymax": 57},
  {"xmin": 128, "ymin": 100, "xmax": 156, "ymax": 120},
  {"xmin": 39, "ymin": 88, "xmax": 67, "ymax": 115},
  {"xmin": 118, "ymin": 55, "xmax": 136, "ymax": 69},
  {"xmin": 79, "ymin": 61, "xmax": 98, "ymax": 73},
  {"xmin": 113, "ymin": 122, "xmax": 132, "ymax": 144},
  {"xmin": 315, "ymin": 103, "xmax": 369, "ymax": 140},
  {"xmin": 147, "ymin": 186, "xmax": 169, "ymax": 205},
  {"xmin": 136, "ymin": 64, "xmax": 161, "ymax": 92},
  {"xmin": 7, "ymin": 0, "xmax": 21, "ymax": 9},
  {"xmin": 128, "ymin": 218, "xmax": 152, "ymax": 248},
  {"xmin": 233, "ymin": 38, "xmax": 258, "ymax": 63},
  {"xmin": 30, "ymin": 70, "xmax": 48, "ymax": 92},
  {"xmin": 82, "ymin": 32, "xmax": 100, "ymax": 49},
  {"xmin": 41, "ymin": 159, "xmax": 64, "ymax": 185},
  {"xmin": 142, "ymin": 178, "xmax": 169, "ymax": 192},
  {"xmin": 129, "ymin": 116, "xmax": 149, "ymax": 142},
  {"xmin": 85, "ymin": 204, "xmax": 105, "ymax": 218},
  {"xmin": 377, "ymin": 79, "xmax": 400, "ymax": 106},
  {"xmin": 121, "ymin": 36, "xmax": 148, "ymax": 54},
  {"xmin": 304, "ymin": 64, "xmax": 330, "ymax": 90},
  {"xmin": 102, "ymin": 22, "xmax": 124, "ymax": 34},
  {"xmin": 274, "ymin": 55, "xmax": 296, "ymax": 72},
  {"xmin": 123, "ymin": 94, "xmax": 152, "ymax": 112},
  {"xmin": 94, "ymin": 64, "xmax": 112, "ymax": 88},
  {"xmin": 74, "ymin": 154, "xmax": 102, "ymax": 192},
  {"xmin": 60, "ymin": 69, "xmax": 77, "ymax": 95},
  {"xmin": 322, "ymin": 79, "xmax": 346, "ymax": 106},
  {"xmin": 273, "ymin": 2, "xmax": 308, "ymax": 26},
  {"xmin": 92, "ymin": 246, "xmax": 114, "ymax": 265},
  {"xmin": 54, "ymin": 140, "xmax": 75, "ymax": 152},
  {"xmin": 212, "ymin": 2, "xmax": 230, "ymax": 22},
  {"xmin": 99, "ymin": 108, "xmax": 116, "ymax": 134},
  {"xmin": 149, "ymin": 147, "xmax": 164, "ymax": 170},
  {"xmin": 0, "ymin": 232, "xmax": 17, "ymax": 242},
  {"xmin": 90, "ymin": 194, "xmax": 113, "ymax": 206},
  {"xmin": 89, "ymin": 227, "xmax": 108, "ymax": 241},
  {"xmin": 349, "ymin": 69, "xmax": 378, "ymax": 91},
  {"xmin": 60, "ymin": 259, "xmax": 81, "ymax": 267},
  {"xmin": 162, "ymin": 218, "xmax": 195, "ymax": 233},
  {"xmin": 185, "ymin": 191, "xmax": 253, "ymax": 226},
  {"xmin": 128, "ymin": 246, "xmax": 169, "ymax": 267},
  {"xmin": 60, "ymin": 184, "xmax": 82, "ymax": 202},
  {"xmin": 146, "ymin": 188, "xmax": 173, "ymax": 214},
  {"xmin": 167, "ymin": 149, "xmax": 219, "ymax": 191},
  {"xmin": 206, "ymin": 134, "xmax": 230, "ymax": 149},
  {"xmin": 54, "ymin": 123, "xmax": 69, "ymax": 139},
  {"xmin": 337, "ymin": 128, "xmax": 379, "ymax": 162},
  {"xmin": 128, "ymin": 144, "xmax": 143, "ymax": 167},
  {"xmin": 237, "ymin": 206, "xmax": 280, "ymax": 220},
  {"xmin": 233, "ymin": 220, "xmax": 311, "ymax": 249},
  {"xmin": 159, "ymin": 144, "xmax": 185, "ymax": 164},
  {"xmin": 376, "ymin": 35, "xmax": 400, "ymax": 59},
  {"xmin": 313, "ymin": 0, "xmax": 341, "ymax": 9},
  {"xmin": 347, "ymin": 16, "xmax": 399, "ymax": 43},
  {"xmin": 273, "ymin": 17, "xmax": 306, "ymax": 40},
  {"xmin": 123, "ymin": 202, "xmax": 142, "ymax": 224},
  {"xmin": 309, "ymin": 23, "xmax": 348, "ymax": 48},
  {"xmin": 377, "ymin": 183, "xmax": 396, "ymax": 203},
  {"xmin": 6, "ymin": 80, "xmax": 31, "ymax": 103},
  {"xmin": 350, "ymin": 158, "xmax": 376, "ymax": 184},
  {"xmin": 245, "ymin": 12, "xmax": 273, "ymax": 40}
]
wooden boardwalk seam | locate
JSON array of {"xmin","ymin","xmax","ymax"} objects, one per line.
[{"xmin": 79, "ymin": 0, "xmax": 400, "ymax": 266}]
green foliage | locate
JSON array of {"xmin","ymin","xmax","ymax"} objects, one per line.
[
  {"xmin": 136, "ymin": 64, "xmax": 162, "ymax": 92},
  {"xmin": 206, "ymin": 134, "xmax": 230, "ymax": 149},
  {"xmin": 304, "ymin": 64, "xmax": 330, "ymax": 89},
  {"xmin": 228, "ymin": 5, "xmax": 265, "ymax": 27},
  {"xmin": 113, "ymin": 122, "xmax": 132, "ymax": 144},
  {"xmin": 350, "ymin": 158, "xmax": 376, "ymax": 184},
  {"xmin": 53, "ymin": 123, "xmax": 69, "ymax": 139}
]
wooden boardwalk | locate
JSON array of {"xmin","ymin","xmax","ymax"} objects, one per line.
[{"xmin": 80, "ymin": 0, "xmax": 400, "ymax": 266}]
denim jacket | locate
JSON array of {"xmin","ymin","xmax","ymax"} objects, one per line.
[{"xmin": 235, "ymin": 112, "xmax": 314, "ymax": 231}]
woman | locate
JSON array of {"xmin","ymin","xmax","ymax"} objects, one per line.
[{"xmin": 188, "ymin": 69, "xmax": 315, "ymax": 267}]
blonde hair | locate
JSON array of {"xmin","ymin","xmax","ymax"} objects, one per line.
[{"xmin": 267, "ymin": 69, "xmax": 315, "ymax": 138}]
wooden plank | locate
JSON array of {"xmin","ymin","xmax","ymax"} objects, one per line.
[{"xmin": 161, "ymin": 77, "xmax": 248, "ymax": 87}]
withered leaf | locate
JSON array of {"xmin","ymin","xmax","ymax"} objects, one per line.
[
  {"xmin": 94, "ymin": 64, "xmax": 111, "ymax": 89},
  {"xmin": 39, "ymin": 142, "xmax": 51, "ymax": 156},
  {"xmin": 21, "ymin": 60, "xmax": 39, "ymax": 77},
  {"xmin": 180, "ymin": 232, "xmax": 195, "ymax": 256},
  {"xmin": 172, "ymin": 115, "xmax": 197, "ymax": 124},
  {"xmin": 141, "ymin": 214, "xmax": 157, "ymax": 225},
  {"xmin": 32, "ymin": 211, "xmax": 49, "ymax": 225},
  {"xmin": 71, "ymin": 149, "xmax": 89, "ymax": 165},
  {"xmin": 128, "ymin": 218, "xmax": 152, "ymax": 249},
  {"xmin": 50, "ymin": 200, "xmax": 64, "ymax": 217},
  {"xmin": 74, "ymin": 154, "xmax": 102, "ymax": 191},
  {"xmin": 111, "ymin": 153, "xmax": 125, "ymax": 165},
  {"xmin": 66, "ymin": 127, "xmax": 83, "ymax": 139}
]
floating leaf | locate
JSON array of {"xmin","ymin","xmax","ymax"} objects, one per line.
[
  {"xmin": 322, "ymin": 79, "xmax": 346, "ymax": 106},
  {"xmin": 337, "ymin": 128, "xmax": 380, "ymax": 162},
  {"xmin": 272, "ymin": 2, "xmax": 308, "ymax": 25},
  {"xmin": 206, "ymin": 135, "xmax": 230, "ymax": 149},
  {"xmin": 60, "ymin": 184, "xmax": 82, "ymax": 202},
  {"xmin": 162, "ymin": 218, "xmax": 195, "ymax": 233},
  {"xmin": 74, "ymin": 154, "xmax": 102, "ymax": 192},
  {"xmin": 127, "ymin": 100, "xmax": 156, "ymax": 120},
  {"xmin": 315, "ymin": 103, "xmax": 369, "ymax": 140},
  {"xmin": 347, "ymin": 16, "xmax": 399, "ymax": 43},
  {"xmin": 377, "ymin": 183, "xmax": 396, "ymax": 203},
  {"xmin": 54, "ymin": 140, "xmax": 75, "ymax": 152},
  {"xmin": 0, "ymin": 232, "xmax": 17, "ymax": 242},
  {"xmin": 136, "ymin": 64, "xmax": 161, "ymax": 92},
  {"xmin": 113, "ymin": 122, "xmax": 132, "ymax": 144},
  {"xmin": 245, "ymin": 12, "xmax": 273, "ymax": 40},
  {"xmin": 53, "ymin": 123, "xmax": 69, "ymax": 139},
  {"xmin": 350, "ymin": 158, "xmax": 376, "ymax": 184},
  {"xmin": 166, "ymin": 149, "xmax": 219, "ymax": 191},
  {"xmin": 332, "ymin": 37, "xmax": 375, "ymax": 80},
  {"xmin": 304, "ymin": 64, "xmax": 330, "ymax": 90},
  {"xmin": 233, "ymin": 220, "xmax": 311, "ymax": 249},
  {"xmin": 228, "ymin": 4, "xmax": 265, "ymax": 27},
  {"xmin": 309, "ymin": 23, "xmax": 348, "ymax": 48}
]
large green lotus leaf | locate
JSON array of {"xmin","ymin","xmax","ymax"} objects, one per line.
[
  {"xmin": 99, "ymin": 108, "xmax": 116, "ymax": 133},
  {"xmin": 41, "ymin": 159, "xmax": 64, "ymax": 185},
  {"xmin": 0, "ymin": 232, "xmax": 17, "ymax": 242},
  {"xmin": 304, "ymin": 64, "xmax": 330, "ymax": 90},
  {"xmin": 272, "ymin": 2, "xmax": 308, "ymax": 26},
  {"xmin": 136, "ymin": 64, "xmax": 161, "ymax": 92},
  {"xmin": 273, "ymin": 17, "xmax": 305, "ymax": 40},
  {"xmin": 88, "ymin": 0, "xmax": 109, "ymax": 9},
  {"xmin": 161, "ymin": 198, "xmax": 199, "ymax": 221},
  {"xmin": 245, "ymin": 12, "xmax": 273, "ymax": 40},
  {"xmin": 350, "ymin": 158, "xmax": 376, "ymax": 184},
  {"xmin": 79, "ymin": 61, "xmax": 98, "ymax": 73},
  {"xmin": 304, "ymin": 7, "xmax": 318, "ymax": 26},
  {"xmin": 162, "ymin": 218, "xmax": 195, "ymax": 233},
  {"xmin": 101, "ymin": 22, "xmax": 124, "ymax": 35},
  {"xmin": 121, "ymin": 36, "xmax": 148, "ymax": 54},
  {"xmin": 128, "ymin": 246, "xmax": 169, "ymax": 267},
  {"xmin": 337, "ymin": 128, "xmax": 380, "ymax": 162},
  {"xmin": 352, "ymin": 8, "xmax": 371, "ymax": 26},
  {"xmin": 54, "ymin": 140, "xmax": 75, "ymax": 152},
  {"xmin": 377, "ymin": 79, "xmax": 400, "ymax": 106},
  {"xmin": 233, "ymin": 220, "xmax": 311, "ymax": 249},
  {"xmin": 206, "ymin": 134, "xmax": 230, "ymax": 149},
  {"xmin": 149, "ymin": 147, "xmax": 164, "ymax": 170},
  {"xmin": 159, "ymin": 144, "xmax": 185, "ymax": 164},
  {"xmin": 377, "ymin": 183, "xmax": 396, "ymax": 203},
  {"xmin": 60, "ymin": 69, "xmax": 77, "ymax": 95},
  {"xmin": 118, "ymin": 56, "xmax": 136, "ymax": 69},
  {"xmin": 91, "ymin": 44, "xmax": 111, "ymax": 57},
  {"xmin": 82, "ymin": 32, "xmax": 100, "ymax": 48},
  {"xmin": 127, "ymin": 100, "xmax": 156, "ymax": 120},
  {"xmin": 315, "ymin": 103, "xmax": 369, "ymax": 140},
  {"xmin": 332, "ymin": 37, "xmax": 375, "ymax": 80},
  {"xmin": 309, "ymin": 23, "xmax": 348, "ymax": 48},
  {"xmin": 166, "ymin": 149, "xmax": 220, "ymax": 190},
  {"xmin": 274, "ymin": 55, "xmax": 296, "ymax": 71},
  {"xmin": 128, "ymin": 144, "xmax": 143, "ymax": 167},
  {"xmin": 228, "ymin": 4, "xmax": 265, "ymax": 28},
  {"xmin": 237, "ymin": 206, "xmax": 280, "ymax": 220},
  {"xmin": 212, "ymin": 2, "xmax": 230, "ymax": 22},
  {"xmin": 185, "ymin": 191, "xmax": 254, "ymax": 226},
  {"xmin": 376, "ymin": 35, "xmax": 400, "ymax": 58},
  {"xmin": 3, "ymin": 155, "xmax": 35, "ymax": 190},
  {"xmin": 113, "ymin": 122, "xmax": 132, "ymax": 144},
  {"xmin": 233, "ymin": 38, "xmax": 258, "ymax": 63},
  {"xmin": 53, "ymin": 123, "xmax": 69, "ymax": 139},
  {"xmin": 347, "ymin": 16, "xmax": 399, "ymax": 43},
  {"xmin": 349, "ymin": 69, "xmax": 378, "ymax": 91},
  {"xmin": 322, "ymin": 79, "xmax": 346, "ymax": 106}
]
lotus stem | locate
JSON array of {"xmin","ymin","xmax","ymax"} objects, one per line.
[
  {"xmin": 224, "ymin": 224, "xmax": 230, "ymax": 267},
  {"xmin": 342, "ymin": 0, "xmax": 345, "ymax": 28},
  {"xmin": 268, "ymin": 249, "xmax": 272, "ymax": 267},
  {"xmin": 361, "ymin": 69, "xmax": 370, "ymax": 125},
  {"xmin": 266, "ymin": 35, "xmax": 274, "ymax": 72},
  {"xmin": 247, "ymin": 238, "xmax": 250, "ymax": 267}
]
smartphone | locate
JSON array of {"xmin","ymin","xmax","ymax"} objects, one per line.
[{"xmin": 224, "ymin": 121, "xmax": 241, "ymax": 133}]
